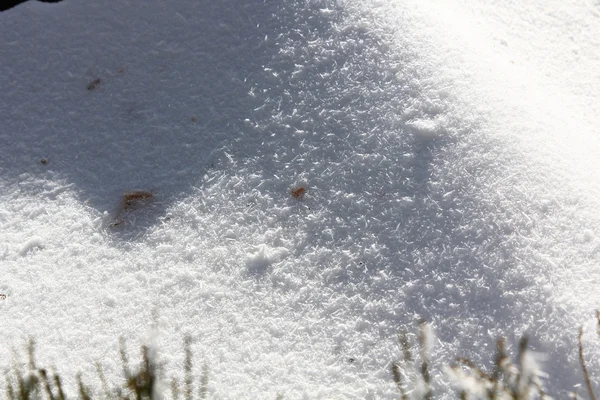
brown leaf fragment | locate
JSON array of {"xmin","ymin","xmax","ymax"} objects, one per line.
[
  {"xmin": 124, "ymin": 191, "xmax": 153, "ymax": 209},
  {"xmin": 291, "ymin": 187, "xmax": 306, "ymax": 199}
]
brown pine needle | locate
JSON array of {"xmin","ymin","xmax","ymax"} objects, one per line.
[{"xmin": 579, "ymin": 327, "xmax": 597, "ymax": 400}]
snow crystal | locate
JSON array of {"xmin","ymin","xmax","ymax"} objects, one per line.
[
  {"xmin": 245, "ymin": 245, "xmax": 290, "ymax": 276},
  {"xmin": 18, "ymin": 237, "xmax": 44, "ymax": 256},
  {"xmin": 406, "ymin": 118, "xmax": 444, "ymax": 139}
]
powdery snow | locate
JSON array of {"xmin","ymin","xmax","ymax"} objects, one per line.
[{"xmin": 1, "ymin": 0, "xmax": 600, "ymax": 398}]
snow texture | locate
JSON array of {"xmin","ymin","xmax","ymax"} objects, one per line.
[{"xmin": 1, "ymin": 0, "xmax": 600, "ymax": 398}]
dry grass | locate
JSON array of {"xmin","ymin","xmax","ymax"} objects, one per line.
[
  {"xmin": 390, "ymin": 315, "xmax": 600, "ymax": 400},
  {"xmin": 4, "ymin": 314, "xmax": 600, "ymax": 399}
]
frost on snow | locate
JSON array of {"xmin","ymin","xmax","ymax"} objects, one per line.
[{"xmin": 1, "ymin": 0, "xmax": 600, "ymax": 398}]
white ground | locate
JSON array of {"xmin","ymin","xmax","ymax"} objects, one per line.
[{"xmin": 1, "ymin": 0, "xmax": 600, "ymax": 398}]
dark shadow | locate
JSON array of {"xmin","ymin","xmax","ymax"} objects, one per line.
[
  {"xmin": 0, "ymin": 0, "xmax": 329, "ymax": 241},
  {"xmin": 0, "ymin": 0, "xmax": 64, "ymax": 12}
]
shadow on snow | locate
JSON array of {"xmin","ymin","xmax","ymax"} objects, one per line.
[{"xmin": 0, "ymin": 0, "xmax": 578, "ymax": 394}]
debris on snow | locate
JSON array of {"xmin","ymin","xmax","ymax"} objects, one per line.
[
  {"xmin": 87, "ymin": 78, "xmax": 101, "ymax": 91},
  {"xmin": 109, "ymin": 191, "xmax": 154, "ymax": 227},
  {"xmin": 109, "ymin": 219, "xmax": 125, "ymax": 228},
  {"xmin": 291, "ymin": 186, "xmax": 307, "ymax": 199},
  {"xmin": 291, "ymin": 177, "xmax": 309, "ymax": 199},
  {"xmin": 123, "ymin": 191, "xmax": 153, "ymax": 210}
]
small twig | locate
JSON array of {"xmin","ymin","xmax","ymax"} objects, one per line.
[
  {"xmin": 392, "ymin": 362, "xmax": 408, "ymax": 400},
  {"xmin": 579, "ymin": 327, "xmax": 597, "ymax": 400},
  {"xmin": 419, "ymin": 321, "xmax": 432, "ymax": 400},
  {"xmin": 95, "ymin": 362, "xmax": 111, "ymax": 400},
  {"xmin": 17, "ymin": 367, "xmax": 38, "ymax": 400},
  {"xmin": 596, "ymin": 310, "xmax": 600, "ymax": 338},
  {"xmin": 6, "ymin": 373, "xmax": 16, "ymax": 400},
  {"xmin": 171, "ymin": 378, "xmax": 180, "ymax": 400},
  {"xmin": 398, "ymin": 331, "xmax": 413, "ymax": 364},
  {"xmin": 454, "ymin": 358, "xmax": 492, "ymax": 381},
  {"xmin": 27, "ymin": 338, "xmax": 36, "ymax": 371},
  {"xmin": 77, "ymin": 374, "xmax": 92, "ymax": 400},
  {"xmin": 490, "ymin": 338, "xmax": 507, "ymax": 400},
  {"xmin": 514, "ymin": 336, "xmax": 529, "ymax": 399},
  {"xmin": 184, "ymin": 335, "xmax": 193, "ymax": 400},
  {"xmin": 87, "ymin": 78, "xmax": 101, "ymax": 91},
  {"xmin": 534, "ymin": 380, "xmax": 547, "ymax": 400},
  {"xmin": 110, "ymin": 191, "xmax": 154, "ymax": 227},
  {"xmin": 120, "ymin": 337, "xmax": 132, "ymax": 379},
  {"xmin": 53, "ymin": 373, "xmax": 65, "ymax": 400},
  {"xmin": 123, "ymin": 191, "xmax": 153, "ymax": 210},
  {"xmin": 39, "ymin": 369, "xmax": 55, "ymax": 400},
  {"xmin": 199, "ymin": 364, "xmax": 209, "ymax": 399}
]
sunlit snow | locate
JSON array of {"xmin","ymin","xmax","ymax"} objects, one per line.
[{"xmin": 1, "ymin": 0, "xmax": 600, "ymax": 398}]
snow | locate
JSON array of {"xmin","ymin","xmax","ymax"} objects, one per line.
[
  {"xmin": 1, "ymin": 0, "xmax": 600, "ymax": 398},
  {"xmin": 17, "ymin": 236, "xmax": 44, "ymax": 256}
]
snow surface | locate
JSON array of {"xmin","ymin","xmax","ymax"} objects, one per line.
[{"xmin": 1, "ymin": 0, "xmax": 600, "ymax": 398}]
